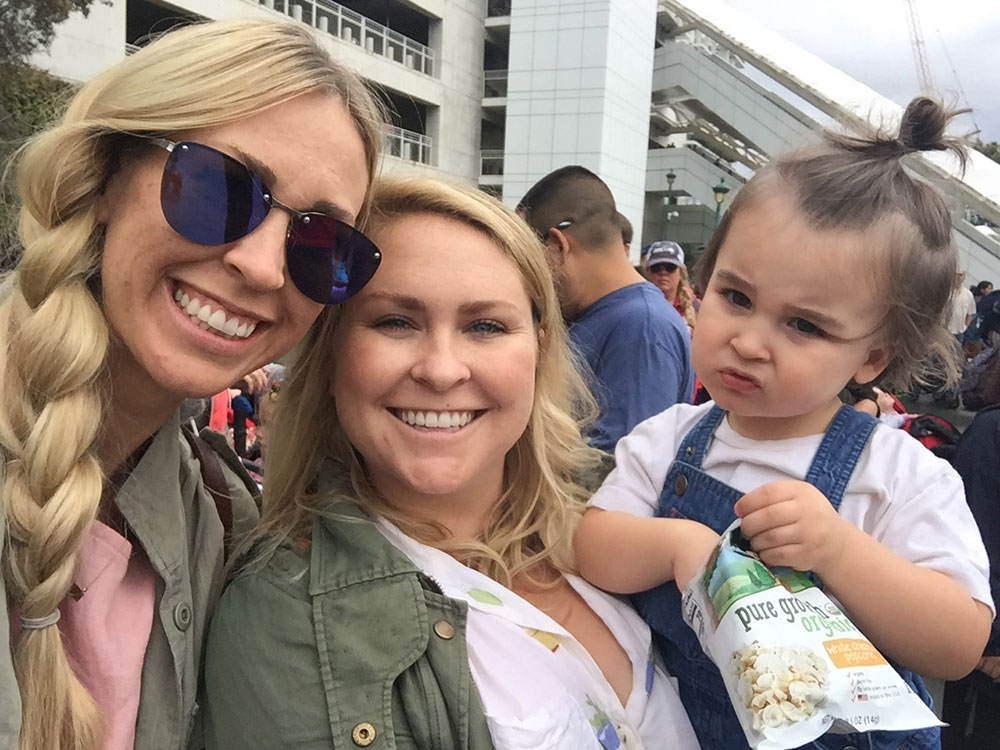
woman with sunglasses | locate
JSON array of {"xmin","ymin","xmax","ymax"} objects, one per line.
[
  {"xmin": 0, "ymin": 19, "xmax": 383, "ymax": 750},
  {"xmin": 200, "ymin": 178, "xmax": 699, "ymax": 749}
]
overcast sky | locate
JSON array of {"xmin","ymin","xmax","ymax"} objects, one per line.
[{"xmin": 739, "ymin": 0, "xmax": 999, "ymax": 143}]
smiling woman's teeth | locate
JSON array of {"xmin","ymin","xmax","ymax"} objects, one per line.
[
  {"xmin": 174, "ymin": 288, "xmax": 256, "ymax": 339},
  {"xmin": 396, "ymin": 410, "xmax": 475, "ymax": 429}
]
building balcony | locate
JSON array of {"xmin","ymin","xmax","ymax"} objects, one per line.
[
  {"xmin": 487, "ymin": 0, "xmax": 511, "ymax": 17},
  {"xmin": 479, "ymin": 150, "xmax": 504, "ymax": 187},
  {"xmin": 387, "ymin": 126, "xmax": 432, "ymax": 165},
  {"xmin": 257, "ymin": 0, "xmax": 434, "ymax": 77},
  {"xmin": 483, "ymin": 69, "xmax": 508, "ymax": 100}
]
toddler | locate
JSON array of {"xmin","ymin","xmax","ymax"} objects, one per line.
[{"xmin": 575, "ymin": 97, "xmax": 994, "ymax": 750}]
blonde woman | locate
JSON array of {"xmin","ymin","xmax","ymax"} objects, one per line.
[
  {"xmin": 0, "ymin": 20, "xmax": 384, "ymax": 750},
  {"xmin": 202, "ymin": 178, "xmax": 700, "ymax": 749}
]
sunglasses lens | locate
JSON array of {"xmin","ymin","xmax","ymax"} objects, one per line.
[
  {"xmin": 286, "ymin": 216, "xmax": 381, "ymax": 305},
  {"xmin": 160, "ymin": 142, "xmax": 269, "ymax": 245}
]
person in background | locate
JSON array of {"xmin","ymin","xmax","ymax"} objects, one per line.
[
  {"xmin": 0, "ymin": 19, "xmax": 383, "ymax": 750},
  {"xmin": 201, "ymin": 178, "xmax": 700, "ymax": 750},
  {"xmin": 643, "ymin": 240, "xmax": 698, "ymax": 332},
  {"xmin": 971, "ymin": 279, "xmax": 993, "ymax": 304},
  {"xmin": 517, "ymin": 166, "xmax": 693, "ymax": 451},
  {"xmin": 617, "ymin": 211, "xmax": 633, "ymax": 256},
  {"xmin": 574, "ymin": 97, "xmax": 993, "ymax": 750},
  {"xmin": 942, "ymin": 404, "xmax": 1000, "ymax": 749},
  {"xmin": 948, "ymin": 271, "xmax": 976, "ymax": 343}
]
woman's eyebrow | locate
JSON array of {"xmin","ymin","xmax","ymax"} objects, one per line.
[{"xmin": 232, "ymin": 147, "xmax": 355, "ymax": 223}]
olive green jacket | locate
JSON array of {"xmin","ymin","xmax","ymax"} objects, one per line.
[
  {"xmin": 200, "ymin": 493, "xmax": 495, "ymax": 750},
  {"xmin": 0, "ymin": 414, "xmax": 260, "ymax": 750}
]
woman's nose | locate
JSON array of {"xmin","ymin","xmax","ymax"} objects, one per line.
[
  {"xmin": 410, "ymin": 335, "xmax": 472, "ymax": 391},
  {"xmin": 222, "ymin": 212, "xmax": 288, "ymax": 292}
]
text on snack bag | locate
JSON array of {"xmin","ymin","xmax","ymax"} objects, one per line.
[{"xmin": 734, "ymin": 596, "xmax": 860, "ymax": 638}]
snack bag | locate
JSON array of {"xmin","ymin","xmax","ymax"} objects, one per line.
[{"xmin": 681, "ymin": 520, "xmax": 942, "ymax": 749}]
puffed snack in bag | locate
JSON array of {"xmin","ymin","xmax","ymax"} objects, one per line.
[{"xmin": 681, "ymin": 520, "xmax": 941, "ymax": 750}]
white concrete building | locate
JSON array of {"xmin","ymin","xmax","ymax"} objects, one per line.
[{"xmin": 35, "ymin": 0, "xmax": 1000, "ymax": 279}]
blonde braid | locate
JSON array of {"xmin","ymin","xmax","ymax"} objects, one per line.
[{"xmin": 0, "ymin": 127, "xmax": 110, "ymax": 750}]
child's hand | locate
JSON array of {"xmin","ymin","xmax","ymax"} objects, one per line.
[
  {"xmin": 672, "ymin": 521, "xmax": 721, "ymax": 591},
  {"xmin": 734, "ymin": 480, "xmax": 851, "ymax": 576}
]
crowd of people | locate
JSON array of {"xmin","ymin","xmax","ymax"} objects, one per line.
[{"xmin": 0, "ymin": 16, "xmax": 997, "ymax": 750}]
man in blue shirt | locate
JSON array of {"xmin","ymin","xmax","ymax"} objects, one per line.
[{"xmin": 518, "ymin": 166, "xmax": 693, "ymax": 451}]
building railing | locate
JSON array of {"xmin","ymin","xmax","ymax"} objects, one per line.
[
  {"xmin": 257, "ymin": 0, "xmax": 434, "ymax": 76},
  {"xmin": 387, "ymin": 126, "xmax": 432, "ymax": 165},
  {"xmin": 483, "ymin": 69, "xmax": 508, "ymax": 98},
  {"xmin": 487, "ymin": 0, "xmax": 512, "ymax": 17},
  {"xmin": 480, "ymin": 149, "xmax": 504, "ymax": 176}
]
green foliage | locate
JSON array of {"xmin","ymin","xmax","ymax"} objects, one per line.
[
  {"xmin": 0, "ymin": 62, "xmax": 76, "ymax": 269},
  {"xmin": 0, "ymin": 1, "xmax": 105, "ymax": 64},
  {"xmin": 973, "ymin": 140, "xmax": 1000, "ymax": 165}
]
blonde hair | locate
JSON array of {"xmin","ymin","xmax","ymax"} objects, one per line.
[
  {"xmin": 0, "ymin": 19, "xmax": 383, "ymax": 750},
  {"xmin": 258, "ymin": 177, "xmax": 604, "ymax": 585},
  {"xmin": 676, "ymin": 265, "xmax": 698, "ymax": 330}
]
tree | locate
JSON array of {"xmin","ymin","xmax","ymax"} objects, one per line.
[
  {"xmin": 973, "ymin": 140, "xmax": 1000, "ymax": 166},
  {"xmin": 0, "ymin": 0, "xmax": 105, "ymax": 64},
  {"xmin": 0, "ymin": 63, "xmax": 75, "ymax": 269}
]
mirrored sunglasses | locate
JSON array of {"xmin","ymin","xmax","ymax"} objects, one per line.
[{"xmin": 153, "ymin": 139, "xmax": 380, "ymax": 305}]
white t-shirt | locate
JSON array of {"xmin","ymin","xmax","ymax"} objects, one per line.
[
  {"xmin": 591, "ymin": 402, "xmax": 994, "ymax": 613},
  {"xmin": 948, "ymin": 286, "xmax": 977, "ymax": 334},
  {"xmin": 375, "ymin": 519, "xmax": 701, "ymax": 750}
]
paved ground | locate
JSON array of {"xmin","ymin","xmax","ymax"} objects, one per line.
[{"xmin": 899, "ymin": 393, "xmax": 977, "ymax": 432}]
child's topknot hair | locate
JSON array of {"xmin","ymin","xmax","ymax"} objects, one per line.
[{"xmin": 695, "ymin": 96, "xmax": 968, "ymax": 390}]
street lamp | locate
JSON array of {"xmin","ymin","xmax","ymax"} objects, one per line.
[
  {"xmin": 713, "ymin": 176, "xmax": 730, "ymax": 226},
  {"xmin": 665, "ymin": 170, "xmax": 676, "ymax": 205}
]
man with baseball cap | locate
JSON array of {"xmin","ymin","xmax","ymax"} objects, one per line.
[{"xmin": 518, "ymin": 165, "xmax": 693, "ymax": 451}]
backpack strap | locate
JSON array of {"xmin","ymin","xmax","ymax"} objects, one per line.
[{"xmin": 182, "ymin": 426, "xmax": 235, "ymax": 558}]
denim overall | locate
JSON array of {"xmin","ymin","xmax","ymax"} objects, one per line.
[{"xmin": 632, "ymin": 404, "xmax": 940, "ymax": 750}]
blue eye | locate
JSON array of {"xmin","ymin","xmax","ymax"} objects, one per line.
[
  {"xmin": 469, "ymin": 319, "xmax": 506, "ymax": 335},
  {"xmin": 373, "ymin": 316, "xmax": 413, "ymax": 331},
  {"xmin": 723, "ymin": 289, "xmax": 751, "ymax": 308},
  {"xmin": 790, "ymin": 318, "xmax": 823, "ymax": 337}
]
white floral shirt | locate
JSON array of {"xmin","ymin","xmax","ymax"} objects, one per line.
[{"xmin": 376, "ymin": 520, "xmax": 701, "ymax": 750}]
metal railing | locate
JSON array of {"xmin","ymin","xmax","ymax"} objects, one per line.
[
  {"xmin": 483, "ymin": 69, "xmax": 508, "ymax": 98},
  {"xmin": 257, "ymin": 0, "xmax": 434, "ymax": 76},
  {"xmin": 480, "ymin": 149, "xmax": 504, "ymax": 176},
  {"xmin": 487, "ymin": 0, "xmax": 512, "ymax": 17},
  {"xmin": 387, "ymin": 126, "xmax": 432, "ymax": 165}
]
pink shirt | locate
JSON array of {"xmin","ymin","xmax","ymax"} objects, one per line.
[{"xmin": 10, "ymin": 521, "xmax": 157, "ymax": 750}]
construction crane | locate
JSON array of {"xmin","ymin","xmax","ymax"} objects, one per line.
[{"xmin": 904, "ymin": 0, "xmax": 935, "ymax": 92}]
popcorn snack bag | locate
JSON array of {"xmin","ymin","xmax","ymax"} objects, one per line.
[{"xmin": 681, "ymin": 520, "xmax": 941, "ymax": 749}]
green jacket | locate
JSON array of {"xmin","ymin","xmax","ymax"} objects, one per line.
[
  {"xmin": 201, "ymin": 490, "xmax": 495, "ymax": 750},
  {"xmin": 0, "ymin": 414, "xmax": 260, "ymax": 750}
]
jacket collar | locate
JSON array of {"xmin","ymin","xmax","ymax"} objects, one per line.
[{"xmin": 308, "ymin": 461, "xmax": 423, "ymax": 596}]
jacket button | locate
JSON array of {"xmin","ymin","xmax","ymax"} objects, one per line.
[
  {"xmin": 173, "ymin": 602, "xmax": 192, "ymax": 631},
  {"xmin": 674, "ymin": 474, "xmax": 689, "ymax": 495},
  {"xmin": 433, "ymin": 619, "xmax": 455, "ymax": 640},
  {"xmin": 685, "ymin": 445, "xmax": 695, "ymax": 457},
  {"xmin": 352, "ymin": 722, "xmax": 376, "ymax": 746}
]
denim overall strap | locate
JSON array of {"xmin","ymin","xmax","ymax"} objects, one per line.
[
  {"xmin": 797, "ymin": 405, "xmax": 940, "ymax": 750},
  {"xmin": 803, "ymin": 404, "xmax": 878, "ymax": 510}
]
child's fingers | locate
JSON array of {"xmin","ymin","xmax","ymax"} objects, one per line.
[
  {"xmin": 745, "ymin": 522, "xmax": 801, "ymax": 554},
  {"xmin": 734, "ymin": 480, "xmax": 802, "ymax": 517},
  {"xmin": 756, "ymin": 543, "xmax": 809, "ymax": 570},
  {"xmin": 738, "ymin": 501, "xmax": 799, "ymax": 538}
]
